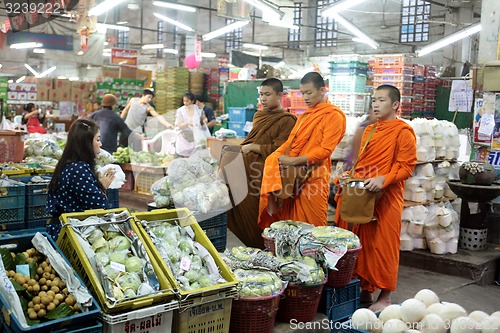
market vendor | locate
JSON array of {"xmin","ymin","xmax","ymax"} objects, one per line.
[
  {"xmin": 46, "ymin": 119, "xmax": 115, "ymax": 237},
  {"xmin": 23, "ymin": 103, "xmax": 47, "ymax": 134}
]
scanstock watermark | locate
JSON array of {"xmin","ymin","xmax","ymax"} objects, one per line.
[{"xmin": 2, "ymin": 0, "xmax": 79, "ymax": 32}]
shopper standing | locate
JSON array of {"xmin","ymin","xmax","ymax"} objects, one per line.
[
  {"xmin": 194, "ymin": 94, "xmax": 216, "ymax": 134},
  {"xmin": 121, "ymin": 89, "xmax": 173, "ymax": 134},
  {"xmin": 222, "ymin": 78, "xmax": 296, "ymax": 248},
  {"xmin": 46, "ymin": 119, "xmax": 115, "ymax": 236},
  {"xmin": 175, "ymin": 92, "xmax": 208, "ymax": 157},
  {"xmin": 22, "ymin": 103, "xmax": 47, "ymax": 134},
  {"xmin": 258, "ymin": 72, "xmax": 346, "ymax": 229},
  {"xmin": 334, "ymin": 85, "xmax": 417, "ymax": 311}
]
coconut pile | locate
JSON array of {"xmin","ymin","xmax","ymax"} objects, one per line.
[{"xmin": 350, "ymin": 289, "xmax": 499, "ymax": 333}]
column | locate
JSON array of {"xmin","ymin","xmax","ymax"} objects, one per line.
[{"xmin": 478, "ymin": 0, "xmax": 500, "ymax": 63}]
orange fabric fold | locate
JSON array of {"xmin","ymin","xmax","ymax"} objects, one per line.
[
  {"xmin": 258, "ymin": 102, "xmax": 346, "ymax": 229},
  {"xmin": 335, "ymin": 119, "xmax": 417, "ymax": 292}
]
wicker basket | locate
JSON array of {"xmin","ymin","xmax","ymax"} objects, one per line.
[
  {"xmin": 276, "ymin": 280, "xmax": 326, "ymax": 323},
  {"xmin": 326, "ymin": 246, "xmax": 362, "ymax": 288},
  {"xmin": 261, "ymin": 233, "xmax": 276, "ymax": 255},
  {"xmin": 230, "ymin": 291, "xmax": 283, "ymax": 333}
]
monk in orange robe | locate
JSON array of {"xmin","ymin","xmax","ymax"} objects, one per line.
[
  {"xmin": 335, "ymin": 84, "xmax": 417, "ymax": 311},
  {"xmin": 258, "ymin": 72, "xmax": 346, "ymax": 229}
]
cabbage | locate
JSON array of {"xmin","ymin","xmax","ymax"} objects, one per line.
[
  {"xmin": 109, "ymin": 251, "xmax": 129, "ymax": 265},
  {"xmin": 117, "ymin": 272, "xmax": 142, "ymax": 293},
  {"xmin": 88, "ymin": 229, "xmax": 104, "ymax": 244},
  {"xmin": 105, "ymin": 265, "xmax": 121, "ymax": 281},
  {"xmin": 125, "ymin": 256, "xmax": 144, "ymax": 273},
  {"xmin": 96, "ymin": 252, "xmax": 110, "ymax": 266},
  {"xmin": 106, "ymin": 231, "xmax": 121, "ymax": 240},
  {"xmin": 109, "ymin": 236, "xmax": 131, "ymax": 252},
  {"xmin": 179, "ymin": 240, "xmax": 193, "ymax": 254},
  {"xmin": 123, "ymin": 289, "xmax": 137, "ymax": 298},
  {"xmin": 91, "ymin": 237, "xmax": 109, "ymax": 253}
]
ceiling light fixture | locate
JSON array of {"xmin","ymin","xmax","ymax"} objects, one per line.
[
  {"xmin": 322, "ymin": 0, "xmax": 369, "ymax": 17},
  {"xmin": 152, "ymin": 1, "xmax": 196, "ymax": 12},
  {"xmin": 16, "ymin": 76, "xmax": 26, "ymax": 83},
  {"xmin": 203, "ymin": 20, "xmax": 250, "ymax": 41},
  {"xmin": 0, "ymin": 64, "xmax": 2, "ymax": 69},
  {"xmin": 117, "ymin": 21, "xmax": 128, "ymax": 25},
  {"xmin": 69, "ymin": 77, "xmax": 79, "ymax": 81},
  {"xmin": 242, "ymin": 0, "xmax": 284, "ymax": 19},
  {"xmin": 416, "ymin": 23, "xmax": 481, "ymax": 57},
  {"xmin": 8, "ymin": 79, "xmax": 13, "ymax": 83},
  {"xmin": 97, "ymin": 23, "xmax": 130, "ymax": 31},
  {"xmin": 57, "ymin": 76, "xmax": 67, "ymax": 79},
  {"xmin": 24, "ymin": 64, "xmax": 39, "ymax": 77},
  {"xmin": 154, "ymin": 13, "xmax": 194, "ymax": 32},
  {"xmin": 38, "ymin": 66, "xmax": 57, "ymax": 78},
  {"xmin": 332, "ymin": 13, "xmax": 379, "ymax": 49},
  {"xmin": 201, "ymin": 52, "xmax": 217, "ymax": 58},
  {"xmin": 142, "ymin": 43, "xmax": 165, "ymax": 49},
  {"xmin": 33, "ymin": 48, "xmax": 45, "ymax": 54},
  {"xmin": 243, "ymin": 43, "xmax": 269, "ymax": 51},
  {"xmin": 10, "ymin": 42, "xmax": 43, "ymax": 49},
  {"xmin": 89, "ymin": 0, "xmax": 127, "ymax": 16},
  {"xmin": 163, "ymin": 48, "xmax": 179, "ymax": 54}
]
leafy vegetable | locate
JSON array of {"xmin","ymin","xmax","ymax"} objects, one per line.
[{"xmin": 44, "ymin": 303, "xmax": 74, "ymax": 320}]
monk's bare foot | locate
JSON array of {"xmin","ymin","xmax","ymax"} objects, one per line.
[
  {"xmin": 369, "ymin": 289, "xmax": 391, "ymax": 311},
  {"xmin": 360, "ymin": 289, "xmax": 373, "ymax": 303}
]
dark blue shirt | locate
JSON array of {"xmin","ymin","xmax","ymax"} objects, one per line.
[
  {"xmin": 46, "ymin": 161, "xmax": 107, "ymax": 217},
  {"xmin": 203, "ymin": 105, "xmax": 216, "ymax": 134},
  {"xmin": 90, "ymin": 108, "xmax": 132, "ymax": 153}
]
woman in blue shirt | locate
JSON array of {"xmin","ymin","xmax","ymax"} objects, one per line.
[{"xmin": 46, "ymin": 119, "xmax": 115, "ymax": 236}]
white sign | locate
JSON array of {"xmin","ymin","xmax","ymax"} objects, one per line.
[
  {"xmin": 449, "ymin": 80, "xmax": 473, "ymax": 112},
  {"xmin": 194, "ymin": 40, "xmax": 202, "ymax": 62}
]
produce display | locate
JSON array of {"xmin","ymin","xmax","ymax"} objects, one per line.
[
  {"xmin": 112, "ymin": 147, "xmax": 171, "ymax": 166},
  {"xmin": 24, "ymin": 136, "xmax": 63, "ymax": 160},
  {"xmin": 95, "ymin": 149, "xmax": 115, "ymax": 168},
  {"xmin": 410, "ymin": 118, "xmax": 460, "ymax": 162},
  {"xmin": 349, "ymin": 288, "xmax": 500, "ymax": 333},
  {"xmin": 233, "ymin": 269, "xmax": 283, "ymax": 298}
]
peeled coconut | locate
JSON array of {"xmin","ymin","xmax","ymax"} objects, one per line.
[
  {"xmin": 427, "ymin": 303, "xmax": 445, "ymax": 316},
  {"xmin": 415, "ymin": 289, "xmax": 440, "ymax": 307},
  {"xmin": 382, "ymin": 319, "xmax": 407, "ymax": 333},
  {"xmin": 406, "ymin": 331, "xmax": 423, "ymax": 333},
  {"xmin": 491, "ymin": 312, "xmax": 500, "ymax": 319},
  {"xmin": 468, "ymin": 311, "xmax": 490, "ymax": 325},
  {"xmin": 352, "ymin": 308, "xmax": 379, "ymax": 331},
  {"xmin": 450, "ymin": 316, "xmax": 479, "ymax": 333},
  {"xmin": 419, "ymin": 314, "xmax": 447, "ymax": 333},
  {"xmin": 401, "ymin": 298, "xmax": 427, "ymax": 323},
  {"xmin": 481, "ymin": 316, "xmax": 500, "ymax": 333},
  {"xmin": 380, "ymin": 304, "xmax": 403, "ymax": 323},
  {"xmin": 440, "ymin": 302, "xmax": 468, "ymax": 324}
]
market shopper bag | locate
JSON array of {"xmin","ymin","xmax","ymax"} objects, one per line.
[{"xmin": 339, "ymin": 126, "xmax": 382, "ymax": 224}]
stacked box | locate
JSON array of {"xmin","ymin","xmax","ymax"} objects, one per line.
[
  {"xmin": 11, "ymin": 175, "xmax": 51, "ymax": 229},
  {"xmin": 424, "ymin": 65, "xmax": 437, "ymax": 118},
  {"xmin": 0, "ymin": 179, "xmax": 25, "ymax": 230},
  {"xmin": 207, "ymin": 68, "xmax": 221, "ymax": 113},
  {"xmin": 227, "ymin": 107, "xmax": 255, "ymax": 138},
  {"xmin": 330, "ymin": 74, "xmax": 367, "ymax": 94}
]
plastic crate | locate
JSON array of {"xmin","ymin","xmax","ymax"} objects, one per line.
[
  {"xmin": 1, "ymin": 320, "xmax": 103, "ymax": 333},
  {"xmin": 228, "ymin": 122, "xmax": 246, "ymax": 138},
  {"xmin": 26, "ymin": 217, "xmax": 49, "ymax": 230},
  {"xmin": 210, "ymin": 236, "xmax": 228, "ymax": 252},
  {"xmin": 0, "ymin": 180, "xmax": 25, "ymax": 229},
  {"xmin": 318, "ymin": 279, "xmax": 360, "ymax": 324},
  {"xmin": 373, "ymin": 80, "xmax": 413, "ymax": 91},
  {"xmin": 99, "ymin": 301, "xmax": 177, "ymax": 333},
  {"xmin": 0, "ymin": 232, "xmax": 101, "ymax": 333},
  {"xmin": 194, "ymin": 210, "xmax": 228, "ymax": 240},
  {"xmin": 0, "ymin": 131, "xmax": 25, "ymax": 163},
  {"xmin": 373, "ymin": 74, "xmax": 413, "ymax": 82},
  {"xmin": 132, "ymin": 208, "xmax": 238, "ymax": 300},
  {"xmin": 57, "ymin": 208, "xmax": 176, "ymax": 313},
  {"xmin": 11, "ymin": 176, "xmax": 52, "ymax": 223},
  {"xmin": 330, "ymin": 75, "xmax": 367, "ymax": 93},
  {"xmin": 173, "ymin": 294, "xmax": 233, "ymax": 333},
  {"xmin": 373, "ymin": 66, "xmax": 413, "ymax": 75},
  {"xmin": 328, "ymin": 61, "xmax": 369, "ymax": 69},
  {"xmin": 329, "ymin": 93, "xmax": 370, "ymax": 115},
  {"xmin": 330, "ymin": 67, "xmax": 368, "ymax": 76},
  {"xmin": 227, "ymin": 107, "xmax": 255, "ymax": 123},
  {"xmin": 106, "ymin": 188, "xmax": 119, "ymax": 209},
  {"xmin": 134, "ymin": 172, "xmax": 165, "ymax": 195},
  {"xmin": 0, "ymin": 163, "xmax": 33, "ymax": 177},
  {"xmin": 288, "ymin": 90, "xmax": 308, "ymax": 109},
  {"xmin": 413, "ymin": 75, "xmax": 426, "ymax": 82},
  {"xmin": 374, "ymin": 54, "xmax": 413, "ymax": 67}
]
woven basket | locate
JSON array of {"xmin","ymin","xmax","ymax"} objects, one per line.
[
  {"xmin": 261, "ymin": 233, "xmax": 276, "ymax": 255},
  {"xmin": 276, "ymin": 280, "xmax": 326, "ymax": 323},
  {"xmin": 230, "ymin": 291, "xmax": 283, "ymax": 333},
  {"xmin": 326, "ymin": 246, "xmax": 362, "ymax": 287}
]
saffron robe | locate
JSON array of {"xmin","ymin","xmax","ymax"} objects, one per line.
[
  {"xmin": 226, "ymin": 109, "xmax": 296, "ymax": 248},
  {"xmin": 335, "ymin": 119, "xmax": 417, "ymax": 293},
  {"xmin": 258, "ymin": 102, "xmax": 346, "ymax": 229}
]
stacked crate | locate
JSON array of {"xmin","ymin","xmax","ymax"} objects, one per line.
[
  {"xmin": 424, "ymin": 65, "xmax": 437, "ymax": 118},
  {"xmin": 329, "ymin": 61, "xmax": 370, "ymax": 116},
  {"xmin": 155, "ymin": 68, "xmax": 189, "ymax": 124},
  {"xmin": 189, "ymin": 72, "xmax": 205, "ymax": 96},
  {"xmin": 412, "ymin": 64, "xmax": 426, "ymax": 118},
  {"xmin": 207, "ymin": 68, "xmax": 220, "ymax": 112},
  {"xmin": 288, "ymin": 89, "xmax": 307, "ymax": 116},
  {"xmin": 228, "ymin": 107, "xmax": 255, "ymax": 137},
  {"xmin": 372, "ymin": 54, "xmax": 414, "ymax": 118}
]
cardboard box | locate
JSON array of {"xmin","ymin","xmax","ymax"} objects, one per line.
[
  {"xmin": 54, "ymin": 79, "xmax": 71, "ymax": 101},
  {"xmin": 37, "ymin": 78, "xmax": 53, "ymax": 91},
  {"xmin": 49, "ymin": 88, "xmax": 61, "ymax": 102},
  {"xmin": 37, "ymin": 87, "xmax": 50, "ymax": 101}
]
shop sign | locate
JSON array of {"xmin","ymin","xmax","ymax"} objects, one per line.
[
  {"xmin": 488, "ymin": 150, "xmax": 500, "ymax": 168},
  {"xmin": 111, "ymin": 48, "xmax": 138, "ymax": 66},
  {"xmin": 194, "ymin": 39, "xmax": 202, "ymax": 62},
  {"xmin": 6, "ymin": 31, "xmax": 73, "ymax": 50}
]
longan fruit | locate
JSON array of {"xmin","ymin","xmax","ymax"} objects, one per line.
[
  {"xmin": 39, "ymin": 304, "xmax": 45, "ymax": 310},
  {"xmin": 27, "ymin": 307, "xmax": 35, "ymax": 314},
  {"xmin": 32, "ymin": 296, "xmax": 41, "ymax": 304},
  {"xmin": 46, "ymin": 280, "xmax": 52, "ymax": 287},
  {"xmin": 44, "ymin": 266, "xmax": 51, "ymax": 273},
  {"xmin": 13, "ymin": 273, "xmax": 22, "ymax": 280},
  {"xmin": 8, "ymin": 270, "xmax": 15, "ymax": 278},
  {"xmin": 51, "ymin": 286, "xmax": 60, "ymax": 293},
  {"xmin": 37, "ymin": 309, "xmax": 46, "ymax": 318},
  {"xmin": 35, "ymin": 274, "xmax": 39, "ymax": 280},
  {"xmin": 33, "ymin": 285, "xmax": 40, "ymax": 292},
  {"xmin": 38, "ymin": 291, "xmax": 46, "ymax": 298},
  {"xmin": 47, "ymin": 291, "xmax": 55, "ymax": 298},
  {"xmin": 65, "ymin": 295, "xmax": 76, "ymax": 306},
  {"xmin": 41, "ymin": 285, "xmax": 48, "ymax": 291},
  {"xmin": 40, "ymin": 262, "xmax": 47, "ymax": 269},
  {"xmin": 26, "ymin": 258, "xmax": 34, "ymax": 264},
  {"xmin": 49, "ymin": 274, "xmax": 55, "ymax": 280},
  {"xmin": 41, "ymin": 296, "xmax": 50, "ymax": 305},
  {"xmin": 29, "ymin": 312, "xmax": 38, "ymax": 320},
  {"xmin": 58, "ymin": 281, "xmax": 66, "ymax": 289},
  {"xmin": 28, "ymin": 301, "xmax": 34, "ymax": 308},
  {"xmin": 22, "ymin": 283, "xmax": 29, "ymax": 289},
  {"xmin": 36, "ymin": 267, "xmax": 44, "ymax": 275},
  {"xmin": 10, "ymin": 252, "xmax": 15, "ymax": 259},
  {"xmin": 62, "ymin": 288, "xmax": 68, "ymax": 295},
  {"xmin": 46, "ymin": 303, "xmax": 56, "ymax": 311},
  {"xmin": 22, "ymin": 251, "xmax": 29, "ymax": 258},
  {"xmin": 33, "ymin": 304, "xmax": 41, "ymax": 312},
  {"xmin": 73, "ymin": 304, "xmax": 79, "ymax": 311},
  {"xmin": 28, "ymin": 279, "xmax": 37, "ymax": 286},
  {"xmin": 52, "ymin": 299, "xmax": 60, "ymax": 306},
  {"xmin": 54, "ymin": 294, "xmax": 64, "ymax": 301},
  {"xmin": 27, "ymin": 285, "xmax": 33, "ymax": 292}
]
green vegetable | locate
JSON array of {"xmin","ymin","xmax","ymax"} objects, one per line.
[
  {"xmin": 125, "ymin": 257, "xmax": 144, "ymax": 273},
  {"xmin": 29, "ymin": 263, "xmax": 37, "ymax": 279},
  {"xmin": 44, "ymin": 303, "xmax": 74, "ymax": 320},
  {"xmin": 0, "ymin": 248, "xmax": 15, "ymax": 271},
  {"xmin": 15, "ymin": 253, "xmax": 27, "ymax": 265},
  {"xmin": 109, "ymin": 236, "xmax": 131, "ymax": 252},
  {"xmin": 117, "ymin": 272, "xmax": 141, "ymax": 293},
  {"xmin": 109, "ymin": 251, "xmax": 128, "ymax": 265}
]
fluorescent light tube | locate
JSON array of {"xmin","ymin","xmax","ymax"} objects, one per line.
[
  {"xmin": 203, "ymin": 20, "xmax": 250, "ymax": 41},
  {"xmin": 89, "ymin": 0, "xmax": 127, "ymax": 16},
  {"xmin": 163, "ymin": 48, "xmax": 179, "ymax": 54},
  {"xmin": 8, "ymin": 79, "xmax": 13, "ymax": 83},
  {"xmin": 154, "ymin": 13, "xmax": 194, "ymax": 32},
  {"xmin": 416, "ymin": 23, "xmax": 481, "ymax": 57},
  {"xmin": 57, "ymin": 76, "xmax": 67, "ymax": 79},
  {"xmin": 69, "ymin": 77, "xmax": 79, "ymax": 81},
  {"xmin": 16, "ymin": 76, "xmax": 26, "ymax": 83},
  {"xmin": 0, "ymin": 64, "xmax": 2, "ymax": 69},
  {"xmin": 24, "ymin": 64, "xmax": 39, "ymax": 76},
  {"xmin": 117, "ymin": 21, "xmax": 128, "ymax": 25},
  {"xmin": 152, "ymin": 1, "xmax": 196, "ymax": 12},
  {"xmin": 142, "ymin": 44, "xmax": 165, "ymax": 49},
  {"xmin": 243, "ymin": 43, "xmax": 269, "ymax": 51},
  {"xmin": 97, "ymin": 23, "xmax": 130, "ymax": 31},
  {"xmin": 201, "ymin": 52, "xmax": 217, "ymax": 58},
  {"xmin": 333, "ymin": 13, "xmax": 379, "ymax": 49},
  {"xmin": 38, "ymin": 66, "xmax": 57, "ymax": 78},
  {"xmin": 103, "ymin": 53, "xmax": 111, "ymax": 56},
  {"xmin": 10, "ymin": 42, "xmax": 43, "ymax": 49},
  {"xmin": 322, "ymin": 0, "xmax": 369, "ymax": 17},
  {"xmin": 33, "ymin": 48, "xmax": 45, "ymax": 54},
  {"xmin": 243, "ymin": 0, "xmax": 284, "ymax": 19}
]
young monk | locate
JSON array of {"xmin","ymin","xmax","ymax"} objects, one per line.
[
  {"xmin": 222, "ymin": 78, "xmax": 297, "ymax": 248},
  {"xmin": 334, "ymin": 84, "xmax": 417, "ymax": 311},
  {"xmin": 258, "ymin": 72, "xmax": 346, "ymax": 229}
]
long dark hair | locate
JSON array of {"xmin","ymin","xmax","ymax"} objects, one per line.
[{"xmin": 48, "ymin": 119, "xmax": 105, "ymax": 194}]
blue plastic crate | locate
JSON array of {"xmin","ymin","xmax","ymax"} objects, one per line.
[
  {"xmin": 318, "ymin": 279, "xmax": 360, "ymax": 325},
  {"xmin": 0, "ymin": 232, "xmax": 101, "ymax": 333},
  {"xmin": 211, "ymin": 236, "xmax": 227, "ymax": 252},
  {"xmin": 11, "ymin": 176, "xmax": 51, "ymax": 223},
  {"xmin": 228, "ymin": 107, "xmax": 255, "ymax": 123},
  {"xmin": 0, "ymin": 181, "xmax": 26, "ymax": 228},
  {"xmin": 27, "ymin": 218, "xmax": 49, "ymax": 230},
  {"xmin": 330, "ymin": 74, "xmax": 367, "ymax": 93},
  {"xmin": 330, "ymin": 67, "xmax": 369, "ymax": 75},
  {"xmin": 228, "ymin": 122, "xmax": 247, "ymax": 138},
  {"xmin": 106, "ymin": 188, "xmax": 120, "ymax": 209},
  {"xmin": 413, "ymin": 75, "xmax": 426, "ymax": 82},
  {"xmin": 2, "ymin": 320, "xmax": 102, "ymax": 333},
  {"xmin": 195, "ymin": 211, "xmax": 228, "ymax": 241}
]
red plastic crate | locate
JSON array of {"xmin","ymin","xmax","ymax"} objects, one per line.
[
  {"xmin": 373, "ymin": 80, "xmax": 413, "ymax": 91},
  {"xmin": 281, "ymin": 94, "xmax": 291, "ymax": 109},
  {"xmin": 375, "ymin": 54, "xmax": 413, "ymax": 67},
  {"xmin": 0, "ymin": 131, "xmax": 25, "ymax": 163},
  {"xmin": 288, "ymin": 90, "xmax": 308, "ymax": 109},
  {"xmin": 413, "ymin": 65, "xmax": 426, "ymax": 76},
  {"xmin": 373, "ymin": 66, "xmax": 413, "ymax": 75}
]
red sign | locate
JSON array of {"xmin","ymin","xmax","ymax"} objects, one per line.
[{"xmin": 111, "ymin": 48, "xmax": 138, "ymax": 66}]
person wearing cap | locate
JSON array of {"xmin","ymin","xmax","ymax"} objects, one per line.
[{"xmin": 89, "ymin": 94, "xmax": 136, "ymax": 153}]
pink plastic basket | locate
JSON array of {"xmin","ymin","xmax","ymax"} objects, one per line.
[{"xmin": 326, "ymin": 246, "xmax": 362, "ymax": 288}]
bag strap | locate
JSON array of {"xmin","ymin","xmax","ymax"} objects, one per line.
[
  {"xmin": 349, "ymin": 125, "xmax": 377, "ymax": 178},
  {"xmin": 284, "ymin": 113, "xmax": 307, "ymax": 156}
]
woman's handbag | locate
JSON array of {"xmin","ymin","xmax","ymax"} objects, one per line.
[{"xmin": 339, "ymin": 126, "xmax": 381, "ymax": 224}]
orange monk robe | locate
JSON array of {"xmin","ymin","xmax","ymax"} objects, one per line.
[
  {"xmin": 258, "ymin": 103, "xmax": 346, "ymax": 229},
  {"xmin": 335, "ymin": 119, "xmax": 417, "ymax": 293}
]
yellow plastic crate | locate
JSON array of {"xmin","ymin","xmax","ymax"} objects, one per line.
[
  {"xmin": 0, "ymin": 163, "xmax": 33, "ymax": 176},
  {"xmin": 132, "ymin": 208, "xmax": 238, "ymax": 300},
  {"xmin": 134, "ymin": 171, "xmax": 165, "ymax": 195},
  {"xmin": 57, "ymin": 208, "xmax": 177, "ymax": 313}
]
